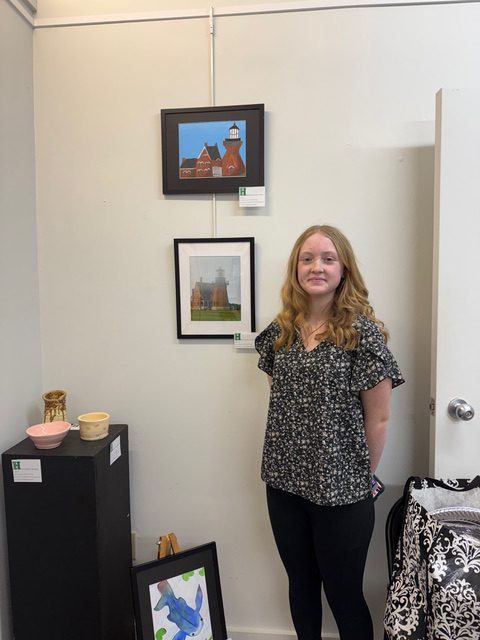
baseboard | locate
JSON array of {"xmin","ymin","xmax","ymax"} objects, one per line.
[{"xmin": 227, "ymin": 628, "xmax": 339, "ymax": 640}]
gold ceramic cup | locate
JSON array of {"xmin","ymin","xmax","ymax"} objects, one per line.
[{"xmin": 77, "ymin": 412, "xmax": 110, "ymax": 441}]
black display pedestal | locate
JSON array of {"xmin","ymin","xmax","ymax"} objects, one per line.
[{"xmin": 2, "ymin": 424, "xmax": 135, "ymax": 640}]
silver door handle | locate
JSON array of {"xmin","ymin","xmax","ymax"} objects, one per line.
[{"xmin": 448, "ymin": 398, "xmax": 475, "ymax": 421}]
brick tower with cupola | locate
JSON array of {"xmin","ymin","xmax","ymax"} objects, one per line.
[
  {"xmin": 211, "ymin": 267, "xmax": 230, "ymax": 310},
  {"xmin": 221, "ymin": 123, "xmax": 246, "ymax": 177}
]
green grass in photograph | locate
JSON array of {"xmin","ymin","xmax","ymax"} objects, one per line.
[{"xmin": 191, "ymin": 309, "xmax": 241, "ymax": 322}]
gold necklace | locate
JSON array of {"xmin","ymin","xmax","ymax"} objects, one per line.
[{"xmin": 303, "ymin": 320, "xmax": 327, "ymax": 341}]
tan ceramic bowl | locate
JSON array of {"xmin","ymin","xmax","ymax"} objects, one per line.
[{"xmin": 77, "ymin": 412, "xmax": 110, "ymax": 441}]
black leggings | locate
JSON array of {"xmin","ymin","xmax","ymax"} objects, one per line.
[{"xmin": 266, "ymin": 485, "xmax": 375, "ymax": 640}]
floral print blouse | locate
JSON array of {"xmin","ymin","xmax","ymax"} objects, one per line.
[{"xmin": 255, "ymin": 315, "xmax": 405, "ymax": 506}]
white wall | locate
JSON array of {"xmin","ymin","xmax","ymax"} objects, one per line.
[
  {"xmin": 32, "ymin": 2, "xmax": 480, "ymax": 639},
  {"xmin": 0, "ymin": 1, "xmax": 41, "ymax": 638}
]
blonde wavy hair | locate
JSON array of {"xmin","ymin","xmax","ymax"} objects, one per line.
[{"xmin": 275, "ymin": 225, "xmax": 388, "ymax": 351}]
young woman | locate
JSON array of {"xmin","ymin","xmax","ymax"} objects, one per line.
[{"xmin": 255, "ymin": 225, "xmax": 404, "ymax": 640}]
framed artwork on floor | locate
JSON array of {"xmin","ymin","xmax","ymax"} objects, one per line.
[
  {"xmin": 174, "ymin": 237, "xmax": 255, "ymax": 339},
  {"xmin": 131, "ymin": 542, "xmax": 227, "ymax": 640},
  {"xmin": 161, "ymin": 104, "xmax": 264, "ymax": 194}
]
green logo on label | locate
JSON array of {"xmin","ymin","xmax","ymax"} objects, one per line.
[
  {"xmin": 12, "ymin": 461, "xmax": 21, "ymax": 470},
  {"xmin": 239, "ymin": 188, "xmax": 246, "ymax": 196},
  {"xmin": 234, "ymin": 333, "xmax": 241, "ymax": 340}
]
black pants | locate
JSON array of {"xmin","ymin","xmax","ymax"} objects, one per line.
[{"xmin": 266, "ymin": 485, "xmax": 375, "ymax": 640}]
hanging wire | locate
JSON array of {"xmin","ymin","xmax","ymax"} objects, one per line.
[{"xmin": 209, "ymin": 6, "xmax": 217, "ymax": 238}]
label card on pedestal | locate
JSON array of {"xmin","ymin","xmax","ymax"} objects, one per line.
[
  {"xmin": 110, "ymin": 437, "xmax": 121, "ymax": 466},
  {"xmin": 12, "ymin": 459, "xmax": 42, "ymax": 483}
]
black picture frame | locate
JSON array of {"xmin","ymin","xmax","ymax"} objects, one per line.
[
  {"xmin": 161, "ymin": 104, "xmax": 264, "ymax": 194},
  {"xmin": 131, "ymin": 542, "xmax": 227, "ymax": 640},
  {"xmin": 174, "ymin": 237, "xmax": 255, "ymax": 339}
]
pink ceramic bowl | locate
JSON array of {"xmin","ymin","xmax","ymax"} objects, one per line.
[{"xmin": 26, "ymin": 421, "xmax": 71, "ymax": 449}]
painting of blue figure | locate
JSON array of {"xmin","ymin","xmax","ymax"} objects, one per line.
[{"xmin": 149, "ymin": 568, "xmax": 212, "ymax": 640}]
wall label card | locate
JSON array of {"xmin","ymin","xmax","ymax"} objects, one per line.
[
  {"xmin": 239, "ymin": 186, "xmax": 265, "ymax": 207},
  {"xmin": 234, "ymin": 331, "xmax": 258, "ymax": 349},
  {"xmin": 12, "ymin": 459, "xmax": 42, "ymax": 483}
]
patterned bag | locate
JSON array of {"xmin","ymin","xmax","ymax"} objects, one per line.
[{"xmin": 384, "ymin": 476, "xmax": 480, "ymax": 640}]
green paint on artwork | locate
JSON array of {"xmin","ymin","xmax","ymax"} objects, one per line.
[
  {"xmin": 155, "ymin": 628, "xmax": 167, "ymax": 640},
  {"xmin": 199, "ymin": 567, "xmax": 205, "ymax": 576},
  {"xmin": 182, "ymin": 571, "xmax": 195, "ymax": 581}
]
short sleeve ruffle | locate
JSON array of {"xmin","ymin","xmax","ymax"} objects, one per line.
[
  {"xmin": 255, "ymin": 321, "xmax": 280, "ymax": 376},
  {"xmin": 350, "ymin": 317, "xmax": 405, "ymax": 393}
]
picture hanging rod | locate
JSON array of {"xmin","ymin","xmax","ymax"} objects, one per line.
[{"xmin": 31, "ymin": 0, "xmax": 480, "ymax": 29}]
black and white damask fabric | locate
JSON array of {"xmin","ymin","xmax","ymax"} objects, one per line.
[{"xmin": 384, "ymin": 477, "xmax": 480, "ymax": 640}]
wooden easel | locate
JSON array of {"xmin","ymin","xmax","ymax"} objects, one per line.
[{"xmin": 157, "ymin": 532, "xmax": 181, "ymax": 559}]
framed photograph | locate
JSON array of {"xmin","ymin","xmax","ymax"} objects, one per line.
[
  {"xmin": 131, "ymin": 542, "xmax": 227, "ymax": 640},
  {"xmin": 174, "ymin": 237, "xmax": 255, "ymax": 339},
  {"xmin": 161, "ymin": 104, "xmax": 264, "ymax": 194}
]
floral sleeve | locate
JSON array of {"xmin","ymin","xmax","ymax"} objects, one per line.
[
  {"xmin": 351, "ymin": 317, "xmax": 405, "ymax": 392},
  {"xmin": 255, "ymin": 321, "xmax": 279, "ymax": 377}
]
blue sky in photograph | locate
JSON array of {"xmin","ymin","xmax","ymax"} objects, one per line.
[{"xmin": 179, "ymin": 120, "xmax": 246, "ymax": 164}]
